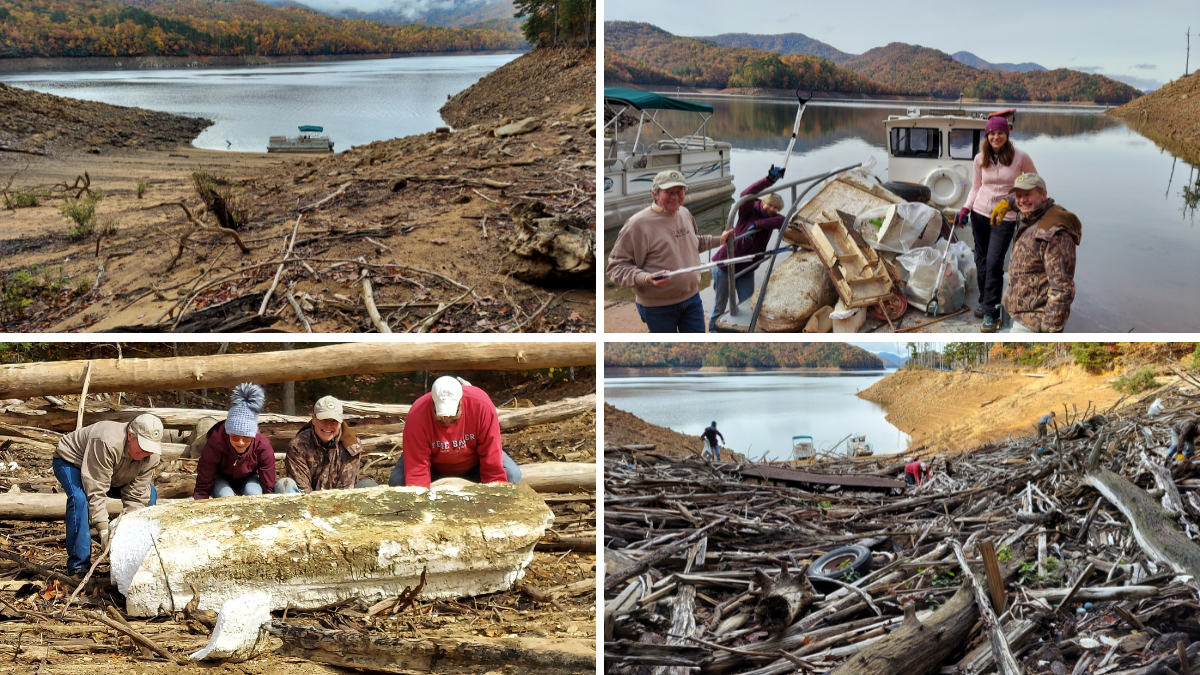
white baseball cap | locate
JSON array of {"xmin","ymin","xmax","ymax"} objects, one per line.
[
  {"xmin": 431, "ymin": 376, "xmax": 464, "ymax": 417},
  {"xmin": 313, "ymin": 395, "xmax": 344, "ymax": 422},
  {"xmin": 129, "ymin": 414, "xmax": 164, "ymax": 455}
]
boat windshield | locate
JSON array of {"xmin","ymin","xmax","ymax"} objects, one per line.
[{"xmin": 603, "ymin": 87, "xmax": 716, "ymax": 158}]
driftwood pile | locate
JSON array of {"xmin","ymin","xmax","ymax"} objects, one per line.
[{"xmin": 604, "ymin": 370, "xmax": 1200, "ymax": 675}]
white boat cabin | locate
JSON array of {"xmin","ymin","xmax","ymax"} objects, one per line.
[{"xmin": 883, "ymin": 108, "xmax": 1016, "ymax": 209}]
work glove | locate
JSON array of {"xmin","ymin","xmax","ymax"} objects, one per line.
[
  {"xmin": 98, "ymin": 521, "xmax": 111, "ymax": 552},
  {"xmin": 955, "ymin": 207, "xmax": 970, "ymax": 227},
  {"xmin": 989, "ymin": 198, "xmax": 1013, "ymax": 226},
  {"xmin": 767, "ymin": 165, "xmax": 785, "ymax": 183}
]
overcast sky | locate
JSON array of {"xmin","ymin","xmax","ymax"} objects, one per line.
[{"xmin": 604, "ymin": 0, "xmax": 1196, "ymax": 91}]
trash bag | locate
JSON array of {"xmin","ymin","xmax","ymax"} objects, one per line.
[
  {"xmin": 855, "ymin": 202, "xmax": 943, "ymax": 254},
  {"xmin": 897, "ymin": 245, "xmax": 965, "ymax": 313}
]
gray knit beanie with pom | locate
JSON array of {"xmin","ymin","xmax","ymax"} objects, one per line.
[{"xmin": 225, "ymin": 383, "xmax": 265, "ymax": 438}]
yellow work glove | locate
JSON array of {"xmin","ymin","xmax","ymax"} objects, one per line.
[{"xmin": 990, "ymin": 199, "xmax": 1013, "ymax": 226}]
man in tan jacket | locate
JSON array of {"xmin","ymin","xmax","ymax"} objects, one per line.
[
  {"xmin": 606, "ymin": 170, "xmax": 731, "ymax": 332},
  {"xmin": 52, "ymin": 414, "xmax": 162, "ymax": 576}
]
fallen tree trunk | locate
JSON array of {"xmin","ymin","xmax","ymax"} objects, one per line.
[
  {"xmin": 267, "ymin": 621, "xmax": 594, "ymax": 674},
  {"xmin": 6, "ymin": 394, "xmax": 595, "ymax": 434},
  {"xmin": 1083, "ymin": 433, "xmax": 1200, "ymax": 579},
  {"xmin": 753, "ymin": 564, "xmax": 815, "ymax": 632},
  {"xmin": 537, "ymin": 530, "xmax": 595, "ymax": 552},
  {"xmin": 826, "ymin": 589, "xmax": 978, "ymax": 675},
  {"xmin": 0, "ymin": 462, "xmax": 595, "ymax": 519},
  {"xmin": 0, "ymin": 343, "xmax": 595, "ymax": 398}
]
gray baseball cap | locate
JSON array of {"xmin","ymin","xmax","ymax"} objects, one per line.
[
  {"xmin": 313, "ymin": 395, "xmax": 344, "ymax": 422},
  {"xmin": 128, "ymin": 414, "xmax": 164, "ymax": 454},
  {"xmin": 1013, "ymin": 173, "xmax": 1046, "ymax": 192},
  {"xmin": 652, "ymin": 169, "xmax": 687, "ymax": 191}
]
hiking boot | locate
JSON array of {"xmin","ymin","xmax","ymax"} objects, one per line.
[
  {"xmin": 980, "ymin": 315, "xmax": 998, "ymax": 333},
  {"xmin": 973, "ymin": 308, "xmax": 985, "ymax": 319}
]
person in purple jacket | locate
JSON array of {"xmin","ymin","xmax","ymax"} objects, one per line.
[
  {"xmin": 709, "ymin": 166, "xmax": 787, "ymax": 331},
  {"xmin": 193, "ymin": 383, "xmax": 277, "ymax": 499}
]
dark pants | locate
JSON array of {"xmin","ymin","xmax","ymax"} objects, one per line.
[
  {"xmin": 1037, "ymin": 422, "xmax": 1048, "ymax": 439},
  {"xmin": 388, "ymin": 451, "xmax": 523, "ymax": 487},
  {"xmin": 970, "ymin": 211, "xmax": 1016, "ymax": 320},
  {"xmin": 710, "ymin": 266, "xmax": 756, "ymax": 331},
  {"xmin": 636, "ymin": 293, "xmax": 706, "ymax": 333},
  {"xmin": 53, "ymin": 457, "xmax": 157, "ymax": 575}
]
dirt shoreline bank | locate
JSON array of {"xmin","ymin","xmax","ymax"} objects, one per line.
[
  {"xmin": 0, "ymin": 50, "xmax": 527, "ymax": 73},
  {"xmin": 857, "ymin": 365, "xmax": 1127, "ymax": 454}
]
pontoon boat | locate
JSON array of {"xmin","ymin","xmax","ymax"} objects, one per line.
[{"xmin": 268, "ymin": 125, "xmax": 334, "ymax": 154}]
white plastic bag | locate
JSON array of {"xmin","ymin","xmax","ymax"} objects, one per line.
[
  {"xmin": 830, "ymin": 301, "xmax": 866, "ymax": 333},
  {"xmin": 897, "ymin": 245, "xmax": 965, "ymax": 313},
  {"xmin": 855, "ymin": 202, "xmax": 942, "ymax": 254}
]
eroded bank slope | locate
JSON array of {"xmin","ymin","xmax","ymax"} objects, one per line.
[{"xmin": 857, "ymin": 366, "xmax": 1126, "ymax": 453}]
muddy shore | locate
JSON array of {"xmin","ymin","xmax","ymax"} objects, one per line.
[
  {"xmin": 1107, "ymin": 71, "xmax": 1200, "ymax": 165},
  {"xmin": 0, "ymin": 50, "xmax": 527, "ymax": 73}
]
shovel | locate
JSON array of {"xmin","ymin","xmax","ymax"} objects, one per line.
[{"xmin": 925, "ymin": 227, "xmax": 957, "ymax": 316}]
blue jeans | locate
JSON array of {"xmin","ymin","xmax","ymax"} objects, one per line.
[
  {"xmin": 212, "ymin": 474, "xmax": 264, "ymax": 497},
  {"xmin": 53, "ymin": 457, "xmax": 157, "ymax": 575},
  {"xmin": 636, "ymin": 293, "xmax": 706, "ymax": 333},
  {"xmin": 388, "ymin": 451, "xmax": 523, "ymax": 487},
  {"xmin": 710, "ymin": 266, "xmax": 755, "ymax": 330},
  {"xmin": 274, "ymin": 477, "xmax": 377, "ymax": 493}
]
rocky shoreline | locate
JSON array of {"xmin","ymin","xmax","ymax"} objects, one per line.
[{"xmin": 1107, "ymin": 71, "xmax": 1200, "ymax": 165}]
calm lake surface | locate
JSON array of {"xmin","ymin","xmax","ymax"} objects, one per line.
[
  {"xmin": 0, "ymin": 53, "xmax": 519, "ymax": 152},
  {"xmin": 604, "ymin": 97, "xmax": 1200, "ymax": 333},
  {"xmin": 605, "ymin": 368, "xmax": 909, "ymax": 461}
]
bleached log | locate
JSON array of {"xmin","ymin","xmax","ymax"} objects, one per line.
[
  {"xmin": 268, "ymin": 621, "xmax": 594, "ymax": 674},
  {"xmin": 826, "ymin": 588, "xmax": 977, "ymax": 675},
  {"xmin": 0, "ymin": 342, "xmax": 596, "ymax": 398},
  {"xmin": 950, "ymin": 540, "xmax": 1022, "ymax": 675},
  {"xmin": 519, "ymin": 462, "xmax": 596, "ymax": 493},
  {"xmin": 109, "ymin": 483, "xmax": 554, "ymax": 617},
  {"xmin": 1084, "ymin": 433, "xmax": 1200, "ymax": 579},
  {"xmin": 0, "ymin": 493, "xmax": 123, "ymax": 520},
  {"xmin": 1140, "ymin": 449, "xmax": 1185, "ymax": 516},
  {"xmin": 1024, "ymin": 586, "xmax": 1160, "ymax": 602},
  {"xmin": 957, "ymin": 619, "xmax": 1038, "ymax": 674}
]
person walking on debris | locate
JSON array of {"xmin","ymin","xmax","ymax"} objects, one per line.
[
  {"xmin": 1001, "ymin": 173, "xmax": 1082, "ymax": 333},
  {"xmin": 277, "ymin": 395, "xmax": 372, "ymax": 493},
  {"xmin": 606, "ymin": 170, "xmax": 733, "ymax": 333},
  {"xmin": 700, "ymin": 421, "xmax": 724, "ymax": 461},
  {"xmin": 958, "ymin": 114, "xmax": 1038, "ymax": 333},
  {"xmin": 52, "ymin": 414, "xmax": 163, "ymax": 576},
  {"xmin": 1037, "ymin": 411, "xmax": 1057, "ymax": 440},
  {"xmin": 389, "ymin": 376, "xmax": 522, "ymax": 488},
  {"xmin": 193, "ymin": 383, "xmax": 277, "ymax": 499},
  {"xmin": 1170, "ymin": 417, "xmax": 1198, "ymax": 461},
  {"xmin": 904, "ymin": 460, "xmax": 930, "ymax": 485},
  {"xmin": 709, "ymin": 168, "xmax": 787, "ymax": 331}
]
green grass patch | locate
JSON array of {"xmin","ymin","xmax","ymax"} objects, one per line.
[{"xmin": 1113, "ymin": 367, "xmax": 1157, "ymax": 395}]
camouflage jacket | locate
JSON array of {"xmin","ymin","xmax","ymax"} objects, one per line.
[
  {"xmin": 284, "ymin": 423, "xmax": 362, "ymax": 493},
  {"xmin": 1001, "ymin": 201, "xmax": 1081, "ymax": 333}
]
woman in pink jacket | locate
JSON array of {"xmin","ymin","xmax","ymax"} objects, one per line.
[{"xmin": 958, "ymin": 115, "xmax": 1037, "ymax": 333}]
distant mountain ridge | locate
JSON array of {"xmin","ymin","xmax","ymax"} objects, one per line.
[
  {"xmin": 696, "ymin": 32, "xmax": 855, "ymax": 64},
  {"xmin": 605, "ymin": 343, "xmax": 884, "ymax": 370},
  {"xmin": 605, "ymin": 23, "xmax": 1140, "ymax": 103},
  {"xmin": 875, "ymin": 352, "xmax": 908, "ymax": 368},
  {"xmin": 260, "ymin": 0, "xmax": 517, "ymax": 28},
  {"xmin": 952, "ymin": 51, "xmax": 1046, "ymax": 73}
]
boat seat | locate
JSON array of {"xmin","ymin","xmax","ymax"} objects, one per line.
[{"xmin": 647, "ymin": 153, "xmax": 681, "ymax": 168}]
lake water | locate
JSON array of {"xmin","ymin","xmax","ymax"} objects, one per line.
[
  {"xmin": 0, "ymin": 53, "xmax": 520, "ymax": 153},
  {"xmin": 605, "ymin": 368, "xmax": 909, "ymax": 461},
  {"xmin": 604, "ymin": 97, "xmax": 1200, "ymax": 333}
]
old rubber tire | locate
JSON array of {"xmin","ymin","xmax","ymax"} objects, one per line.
[
  {"xmin": 882, "ymin": 181, "xmax": 931, "ymax": 203},
  {"xmin": 807, "ymin": 545, "xmax": 874, "ymax": 591}
]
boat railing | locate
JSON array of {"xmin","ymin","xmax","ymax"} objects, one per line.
[{"xmin": 716, "ymin": 162, "xmax": 864, "ymax": 331}]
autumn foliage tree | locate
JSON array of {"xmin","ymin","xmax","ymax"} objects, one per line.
[{"xmin": 513, "ymin": 0, "xmax": 595, "ymax": 47}]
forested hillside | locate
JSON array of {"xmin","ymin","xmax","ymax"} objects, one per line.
[
  {"xmin": 606, "ymin": 23, "xmax": 1142, "ymax": 103},
  {"xmin": 605, "ymin": 343, "xmax": 883, "ymax": 369},
  {"xmin": 0, "ymin": 0, "xmax": 525, "ymax": 59},
  {"xmin": 696, "ymin": 31, "xmax": 854, "ymax": 64},
  {"xmin": 604, "ymin": 22, "xmax": 891, "ymax": 93},
  {"xmin": 843, "ymin": 43, "xmax": 1140, "ymax": 103}
]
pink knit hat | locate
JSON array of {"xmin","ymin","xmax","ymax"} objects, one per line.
[{"xmin": 984, "ymin": 116, "xmax": 1010, "ymax": 135}]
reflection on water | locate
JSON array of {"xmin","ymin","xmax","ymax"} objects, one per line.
[
  {"xmin": 604, "ymin": 96, "xmax": 1200, "ymax": 332},
  {"xmin": 605, "ymin": 368, "xmax": 910, "ymax": 461},
  {"xmin": 0, "ymin": 54, "xmax": 519, "ymax": 152}
]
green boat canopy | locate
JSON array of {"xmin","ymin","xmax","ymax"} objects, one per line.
[
  {"xmin": 298, "ymin": 125, "xmax": 324, "ymax": 132},
  {"xmin": 603, "ymin": 88, "xmax": 713, "ymax": 113}
]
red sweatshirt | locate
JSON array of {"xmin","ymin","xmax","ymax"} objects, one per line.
[
  {"xmin": 193, "ymin": 425, "xmax": 277, "ymax": 498},
  {"xmin": 403, "ymin": 385, "xmax": 506, "ymax": 488},
  {"xmin": 905, "ymin": 461, "xmax": 930, "ymax": 484}
]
